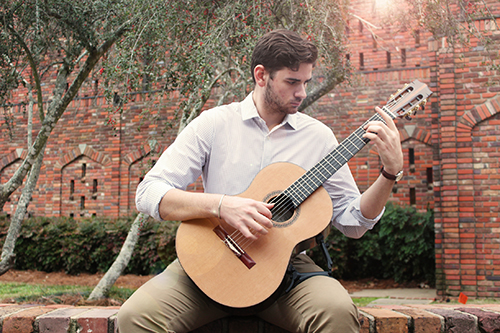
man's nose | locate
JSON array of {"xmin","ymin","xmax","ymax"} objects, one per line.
[{"xmin": 295, "ymin": 84, "xmax": 307, "ymax": 99}]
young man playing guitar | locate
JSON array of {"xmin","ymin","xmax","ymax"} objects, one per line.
[{"xmin": 118, "ymin": 29, "xmax": 404, "ymax": 333}]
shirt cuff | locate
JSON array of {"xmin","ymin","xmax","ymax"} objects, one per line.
[
  {"xmin": 348, "ymin": 196, "xmax": 385, "ymax": 230},
  {"xmin": 136, "ymin": 182, "xmax": 174, "ymax": 221}
]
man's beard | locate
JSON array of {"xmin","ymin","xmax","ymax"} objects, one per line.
[{"xmin": 264, "ymin": 80, "xmax": 297, "ymax": 115}]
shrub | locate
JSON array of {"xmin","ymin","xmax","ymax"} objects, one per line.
[
  {"xmin": 309, "ymin": 203, "xmax": 435, "ymax": 285},
  {"xmin": 0, "ymin": 215, "xmax": 177, "ymax": 275},
  {"xmin": 0, "ymin": 203, "xmax": 434, "ymax": 285}
]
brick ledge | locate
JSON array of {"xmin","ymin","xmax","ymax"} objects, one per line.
[{"xmin": 1, "ymin": 303, "xmax": 499, "ymax": 332}]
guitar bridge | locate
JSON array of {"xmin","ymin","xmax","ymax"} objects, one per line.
[{"xmin": 213, "ymin": 225, "xmax": 256, "ymax": 269}]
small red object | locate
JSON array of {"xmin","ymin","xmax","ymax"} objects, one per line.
[{"xmin": 458, "ymin": 292, "xmax": 468, "ymax": 304}]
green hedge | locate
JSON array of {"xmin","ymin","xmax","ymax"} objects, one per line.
[
  {"xmin": 0, "ymin": 215, "xmax": 177, "ymax": 275},
  {"xmin": 308, "ymin": 203, "xmax": 435, "ymax": 285},
  {"xmin": 0, "ymin": 203, "xmax": 434, "ymax": 285}
]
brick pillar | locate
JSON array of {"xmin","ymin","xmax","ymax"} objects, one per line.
[
  {"xmin": 434, "ymin": 40, "xmax": 462, "ymax": 298},
  {"xmin": 428, "ymin": 38, "xmax": 445, "ymax": 298}
]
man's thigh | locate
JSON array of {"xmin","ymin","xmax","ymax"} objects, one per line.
[
  {"xmin": 117, "ymin": 259, "xmax": 227, "ymax": 333},
  {"xmin": 257, "ymin": 254, "xmax": 360, "ymax": 333}
]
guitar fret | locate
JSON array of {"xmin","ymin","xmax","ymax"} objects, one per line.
[
  {"xmin": 280, "ymin": 82, "xmax": 429, "ymax": 207},
  {"xmin": 283, "ymin": 116, "xmax": 380, "ymax": 206}
]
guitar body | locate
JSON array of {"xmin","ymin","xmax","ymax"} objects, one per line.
[{"xmin": 175, "ymin": 162, "xmax": 333, "ymax": 310}]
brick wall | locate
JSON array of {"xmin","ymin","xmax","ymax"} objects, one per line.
[{"xmin": 1, "ymin": 0, "xmax": 500, "ymax": 299}]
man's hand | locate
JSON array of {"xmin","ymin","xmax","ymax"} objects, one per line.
[
  {"xmin": 363, "ymin": 106, "xmax": 404, "ymax": 175},
  {"xmin": 219, "ymin": 196, "xmax": 274, "ymax": 240}
]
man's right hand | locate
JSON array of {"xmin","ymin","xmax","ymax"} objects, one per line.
[
  {"xmin": 159, "ymin": 189, "xmax": 274, "ymax": 241},
  {"xmin": 218, "ymin": 195, "xmax": 274, "ymax": 240}
]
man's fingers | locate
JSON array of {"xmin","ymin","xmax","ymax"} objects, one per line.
[
  {"xmin": 375, "ymin": 106, "xmax": 397, "ymax": 130},
  {"xmin": 221, "ymin": 196, "xmax": 275, "ymax": 239},
  {"xmin": 255, "ymin": 203, "xmax": 274, "ymax": 229}
]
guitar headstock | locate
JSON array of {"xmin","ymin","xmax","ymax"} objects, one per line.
[{"xmin": 385, "ymin": 80, "xmax": 433, "ymax": 120}]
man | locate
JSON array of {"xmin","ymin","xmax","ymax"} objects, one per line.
[{"xmin": 118, "ymin": 29, "xmax": 403, "ymax": 332}]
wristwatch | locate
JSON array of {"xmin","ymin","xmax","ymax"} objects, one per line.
[{"xmin": 380, "ymin": 167, "xmax": 403, "ymax": 182}]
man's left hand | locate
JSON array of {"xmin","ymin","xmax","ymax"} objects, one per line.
[{"xmin": 362, "ymin": 106, "xmax": 404, "ymax": 175}]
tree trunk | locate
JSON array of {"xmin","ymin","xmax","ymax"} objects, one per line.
[
  {"xmin": 87, "ymin": 70, "xmax": 235, "ymax": 299},
  {"xmin": 0, "ymin": 143, "xmax": 46, "ymax": 275},
  {"xmin": 0, "ymin": 20, "xmax": 131, "ymax": 276},
  {"xmin": 0, "ymin": 22, "xmax": 130, "ymax": 212},
  {"xmin": 88, "ymin": 213, "xmax": 148, "ymax": 300},
  {"xmin": 299, "ymin": 68, "xmax": 345, "ymax": 112}
]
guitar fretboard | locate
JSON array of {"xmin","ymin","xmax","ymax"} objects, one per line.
[{"xmin": 283, "ymin": 110, "xmax": 393, "ymax": 207}]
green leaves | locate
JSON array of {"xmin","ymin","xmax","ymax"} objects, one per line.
[
  {"xmin": 309, "ymin": 203, "xmax": 435, "ymax": 284},
  {"xmin": 0, "ymin": 215, "xmax": 177, "ymax": 275}
]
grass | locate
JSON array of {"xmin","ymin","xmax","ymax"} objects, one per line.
[
  {"xmin": 0, "ymin": 282, "xmax": 136, "ymax": 304},
  {"xmin": 1, "ymin": 280, "xmax": 383, "ymax": 307},
  {"xmin": 351, "ymin": 297, "xmax": 383, "ymax": 307},
  {"xmin": 352, "ymin": 296, "xmax": 500, "ymax": 307},
  {"xmin": 4, "ymin": 282, "xmax": 498, "ymax": 308}
]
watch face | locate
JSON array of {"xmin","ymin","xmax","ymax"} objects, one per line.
[{"xmin": 395, "ymin": 170, "xmax": 404, "ymax": 182}]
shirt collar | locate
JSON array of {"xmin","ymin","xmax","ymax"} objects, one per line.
[{"xmin": 241, "ymin": 92, "xmax": 298, "ymax": 130}]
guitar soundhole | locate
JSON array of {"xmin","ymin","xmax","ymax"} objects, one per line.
[{"xmin": 268, "ymin": 194, "xmax": 295, "ymax": 223}]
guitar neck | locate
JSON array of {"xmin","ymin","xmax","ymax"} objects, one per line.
[{"xmin": 283, "ymin": 107, "xmax": 395, "ymax": 207}]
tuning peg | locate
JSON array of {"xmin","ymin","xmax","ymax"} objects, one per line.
[{"xmin": 420, "ymin": 99, "xmax": 428, "ymax": 111}]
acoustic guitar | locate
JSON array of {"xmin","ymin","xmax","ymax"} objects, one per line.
[{"xmin": 176, "ymin": 80, "xmax": 432, "ymax": 310}]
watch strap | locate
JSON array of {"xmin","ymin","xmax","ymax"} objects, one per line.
[{"xmin": 380, "ymin": 167, "xmax": 398, "ymax": 181}]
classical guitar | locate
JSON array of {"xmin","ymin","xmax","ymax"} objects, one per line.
[{"xmin": 176, "ymin": 80, "xmax": 432, "ymax": 310}]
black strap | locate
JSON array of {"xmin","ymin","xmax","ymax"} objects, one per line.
[
  {"xmin": 315, "ymin": 232, "xmax": 333, "ymax": 276},
  {"xmin": 284, "ymin": 265, "xmax": 329, "ymax": 293},
  {"xmin": 284, "ymin": 232, "xmax": 334, "ymax": 293}
]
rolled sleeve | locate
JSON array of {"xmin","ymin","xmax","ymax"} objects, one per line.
[
  {"xmin": 136, "ymin": 178, "xmax": 174, "ymax": 221},
  {"xmin": 345, "ymin": 196, "xmax": 384, "ymax": 229},
  {"xmin": 332, "ymin": 196, "xmax": 384, "ymax": 239},
  {"xmin": 135, "ymin": 112, "xmax": 214, "ymax": 220}
]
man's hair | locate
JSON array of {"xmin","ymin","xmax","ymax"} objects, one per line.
[{"xmin": 250, "ymin": 29, "xmax": 318, "ymax": 83}]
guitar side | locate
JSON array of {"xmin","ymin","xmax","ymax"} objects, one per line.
[{"xmin": 175, "ymin": 162, "xmax": 333, "ymax": 309}]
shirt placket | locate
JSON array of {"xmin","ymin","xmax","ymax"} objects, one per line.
[
  {"xmin": 261, "ymin": 133, "xmax": 272, "ymax": 169},
  {"xmin": 260, "ymin": 123, "xmax": 285, "ymax": 169}
]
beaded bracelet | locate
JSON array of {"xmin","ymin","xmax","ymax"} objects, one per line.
[{"xmin": 217, "ymin": 194, "xmax": 226, "ymax": 219}]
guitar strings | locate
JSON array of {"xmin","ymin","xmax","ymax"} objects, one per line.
[
  {"xmin": 223, "ymin": 116, "xmax": 380, "ymax": 250},
  {"xmin": 242, "ymin": 91, "xmax": 414, "ymax": 232},
  {"xmin": 221, "ymin": 111, "xmax": 392, "ymax": 251},
  {"xmin": 265, "ymin": 106, "xmax": 400, "ymax": 225},
  {"xmin": 224, "ymin": 131, "xmax": 363, "ymax": 249},
  {"xmin": 219, "ymin": 89, "xmax": 427, "ymax": 254}
]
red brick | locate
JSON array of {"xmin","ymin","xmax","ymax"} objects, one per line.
[
  {"xmin": 73, "ymin": 308, "xmax": 119, "ymax": 333},
  {"xmin": 359, "ymin": 308, "xmax": 408, "ymax": 333},
  {"xmin": 3, "ymin": 306, "xmax": 55, "ymax": 333}
]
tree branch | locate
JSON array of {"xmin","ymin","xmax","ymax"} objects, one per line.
[
  {"xmin": 178, "ymin": 67, "xmax": 245, "ymax": 133},
  {"xmin": 5, "ymin": 23, "xmax": 45, "ymax": 121},
  {"xmin": 299, "ymin": 68, "xmax": 345, "ymax": 112},
  {"xmin": 0, "ymin": 142, "xmax": 46, "ymax": 275},
  {"xmin": 0, "ymin": 19, "xmax": 133, "ymax": 211}
]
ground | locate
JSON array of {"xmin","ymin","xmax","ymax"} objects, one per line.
[
  {"xmin": 0, "ymin": 269, "xmax": 152, "ymax": 290},
  {"xmin": 0, "ymin": 269, "xmax": 420, "ymax": 306}
]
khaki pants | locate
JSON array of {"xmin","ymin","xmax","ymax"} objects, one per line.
[{"xmin": 117, "ymin": 254, "xmax": 360, "ymax": 333}]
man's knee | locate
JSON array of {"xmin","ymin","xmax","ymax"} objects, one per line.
[
  {"xmin": 303, "ymin": 277, "xmax": 360, "ymax": 332},
  {"xmin": 117, "ymin": 296, "xmax": 169, "ymax": 332},
  {"xmin": 306, "ymin": 296, "xmax": 359, "ymax": 332},
  {"xmin": 117, "ymin": 300, "xmax": 138, "ymax": 331}
]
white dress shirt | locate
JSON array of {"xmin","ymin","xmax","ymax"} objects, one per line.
[{"xmin": 136, "ymin": 92, "xmax": 383, "ymax": 238}]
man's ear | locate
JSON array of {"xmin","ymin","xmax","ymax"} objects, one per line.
[{"xmin": 254, "ymin": 65, "xmax": 267, "ymax": 88}]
